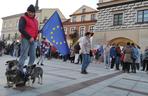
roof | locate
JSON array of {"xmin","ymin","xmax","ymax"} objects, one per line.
[{"xmin": 70, "ymin": 5, "xmax": 98, "ymax": 17}]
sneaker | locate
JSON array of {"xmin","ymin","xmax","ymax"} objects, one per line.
[
  {"xmin": 110, "ymin": 68, "xmax": 114, "ymax": 70},
  {"xmin": 81, "ymin": 70, "xmax": 88, "ymax": 74},
  {"xmin": 81, "ymin": 71, "xmax": 87, "ymax": 74},
  {"xmin": 133, "ymin": 71, "xmax": 136, "ymax": 73},
  {"xmin": 84, "ymin": 70, "xmax": 88, "ymax": 74},
  {"xmin": 41, "ymin": 63, "xmax": 44, "ymax": 66}
]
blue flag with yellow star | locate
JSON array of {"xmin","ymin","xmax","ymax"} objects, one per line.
[{"xmin": 41, "ymin": 11, "xmax": 70, "ymax": 55}]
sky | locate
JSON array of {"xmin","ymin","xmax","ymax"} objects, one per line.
[{"xmin": 0, "ymin": 0, "xmax": 99, "ymax": 34}]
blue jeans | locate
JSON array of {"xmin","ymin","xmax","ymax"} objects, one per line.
[
  {"xmin": 115, "ymin": 56, "xmax": 120, "ymax": 70},
  {"xmin": 19, "ymin": 38, "xmax": 36, "ymax": 71},
  {"xmin": 105, "ymin": 54, "xmax": 110, "ymax": 68},
  {"xmin": 81, "ymin": 54, "xmax": 90, "ymax": 72}
]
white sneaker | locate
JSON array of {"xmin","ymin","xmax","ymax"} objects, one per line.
[{"xmin": 110, "ymin": 68, "xmax": 114, "ymax": 70}]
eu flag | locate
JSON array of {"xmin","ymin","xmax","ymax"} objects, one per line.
[{"xmin": 41, "ymin": 11, "xmax": 70, "ymax": 55}]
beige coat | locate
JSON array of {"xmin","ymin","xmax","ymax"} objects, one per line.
[{"xmin": 124, "ymin": 46, "xmax": 132, "ymax": 63}]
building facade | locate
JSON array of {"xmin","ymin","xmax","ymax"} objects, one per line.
[
  {"xmin": 1, "ymin": 8, "xmax": 66, "ymax": 42},
  {"xmin": 63, "ymin": 5, "xmax": 98, "ymax": 46},
  {"xmin": 93, "ymin": 0, "xmax": 148, "ymax": 52}
]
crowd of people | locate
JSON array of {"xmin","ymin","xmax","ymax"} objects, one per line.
[
  {"xmin": 0, "ymin": 36, "xmax": 148, "ymax": 75},
  {"xmin": 0, "ymin": 4, "xmax": 147, "ymax": 76},
  {"xmin": 69, "ymin": 41, "xmax": 148, "ymax": 74}
]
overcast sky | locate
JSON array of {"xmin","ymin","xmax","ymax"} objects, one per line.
[{"xmin": 0, "ymin": 0, "xmax": 99, "ymax": 34}]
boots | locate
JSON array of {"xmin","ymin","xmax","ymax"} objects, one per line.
[{"xmin": 81, "ymin": 69, "xmax": 88, "ymax": 74}]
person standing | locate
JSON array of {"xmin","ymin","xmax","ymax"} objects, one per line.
[
  {"xmin": 115, "ymin": 44, "xmax": 121, "ymax": 70},
  {"xmin": 123, "ymin": 42, "xmax": 132, "ymax": 73},
  {"xmin": 142, "ymin": 47, "xmax": 148, "ymax": 72},
  {"xmin": 70, "ymin": 48, "xmax": 75, "ymax": 63},
  {"xmin": 74, "ymin": 43, "xmax": 81, "ymax": 64},
  {"xmin": 36, "ymin": 39, "xmax": 41, "ymax": 58},
  {"xmin": 37, "ymin": 37, "xmax": 49, "ymax": 66},
  {"xmin": 131, "ymin": 43, "xmax": 138, "ymax": 73},
  {"xmin": 18, "ymin": 4, "xmax": 39, "ymax": 72},
  {"xmin": 80, "ymin": 32, "xmax": 92, "ymax": 74},
  {"xmin": 110, "ymin": 44, "xmax": 116, "ymax": 69},
  {"xmin": 104, "ymin": 44, "xmax": 110, "ymax": 69},
  {"xmin": 135, "ymin": 46, "xmax": 141, "ymax": 70}
]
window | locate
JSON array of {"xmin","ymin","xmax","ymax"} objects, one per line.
[
  {"xmin": 70, "ymin": 27, "xmax": 76, "ymax": 33},
  {"xmin": 79, "ymin": 26, "xmax": 85, "ymax": 37},
  {"xmin": 81, "ymin": 15, "xmax": 85, "ymax": 22},
  {"xmin": 89, "ymin": 26, "xmax": 95, "ymax": 32},
  {"xmin": 91, "ymin": 14, "xmax": 96, "ymax": 21},
  {"xmin": 16, "ymin": 20, "xmax": 19, "ymax": 27},
  {"xmin": 3, "ymin": 22, "xmax": 6, "ymax": 28},
  {"xmin": 64, "ymin": 27, "xmax": 67, "ymax": 34},
  {"xmin": 72, "ymin": 16, "xmax": 76, "ymax": 22},
  {"xmin": 9, "ymin": 21, "xmax": 13, "ymax": 28},
  {"xmin": 8, "ymin": 34, "xmax": 10, "ymax": 40},
  {"xmin": 137, "ymin": 9, "xmax": 148, "ymax": 23},
  {"xmin": 82, "ymin": 8, "xmax": 86, "ymax": 13},
  {"xmin": 15, "ymin": 33, "xmax": 18, "ymax": 39},
  {"xmin": 113, "ymin": 13, "xmax": 123, "ymax": 26},
  {"xmin": 2, "ymin": 34, "xmax": 5, "ymax": 40}
]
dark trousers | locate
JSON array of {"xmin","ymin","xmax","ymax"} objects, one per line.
[
  {"xmin": 142, "ymin": 60, "xmax": 148, "ymax": 71},
  {"xmin": 131, "ymin": 59, "xmax": 136, "ymax": 73},
  {"xmin": 123, "ymin": 62, "xmax": 131, "ymax": 72},
  {"xmin": 136, "ymin": 63, "xmax": 140, "ymax": 70},
  {"xmin": 63, "ymin": 54, "xmax": 69, "ymax": 62},
  {"xmin": 78, "ymin": 54, "xmax": 82, "ymax": 64},
  {"xmin": 115, "ymin": 56, "xmax": 120, "ymax": 70},
  {"xmin": 111, "ymin": 57, "xmax": 116, "ymax": 69},
  {"xmin": 70, "ymin": 57, "xmax": 75, "ymax": 63}
]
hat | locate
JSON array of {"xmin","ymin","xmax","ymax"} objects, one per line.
[
  {"xmin": 90, "ymin": 32, "xmax": 94, "ymax": 36},
  {"xmin": 27, "ymin": 4, "xmax": 35, "ymax": 12},
  {"xmin": 85, "ymin": 32, "xmax": 91, "ymax": 36}
]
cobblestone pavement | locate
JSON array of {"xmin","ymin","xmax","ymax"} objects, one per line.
[{"xmin": 0, "ymin": 55, "xmax": 148, "ymax": 96}]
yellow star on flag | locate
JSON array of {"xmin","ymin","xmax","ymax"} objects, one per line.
[
  {"xmin": 50, "ymin": 32, "xmax": 53, "ymax": 34},
  {"xmin": 52, "ymin": 28, "xmax": 56, "ymax": 30},
  {"xmin": 53, "ymin": 40, "xmax": 55, "ymax": 43},
  {"xmin": 57, "ymin": 25, "xmax": 59, "ymax": 28},
  {"xmin": 51, "ymin": 36, "xmax": 53, "ymax": 39},
  {"xmin": 60, "ymin": 42, "xmax": 62, "ymax": 45},
  {"xmin": 56, "ymin": 42, "xmax": 58, "ymax": 45}
]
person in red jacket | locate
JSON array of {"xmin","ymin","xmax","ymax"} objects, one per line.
[{"xmin": 18, "ymin": 4, "xmax": 39, "ymax": 73}]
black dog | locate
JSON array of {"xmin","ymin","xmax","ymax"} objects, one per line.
[
  {"xmin": 25, "ymin": 64, "xmax": 43, "ymax": 86},
  {"xmin": 5, "ymin": 60, "xmax": 27, "ymax": 88}
]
